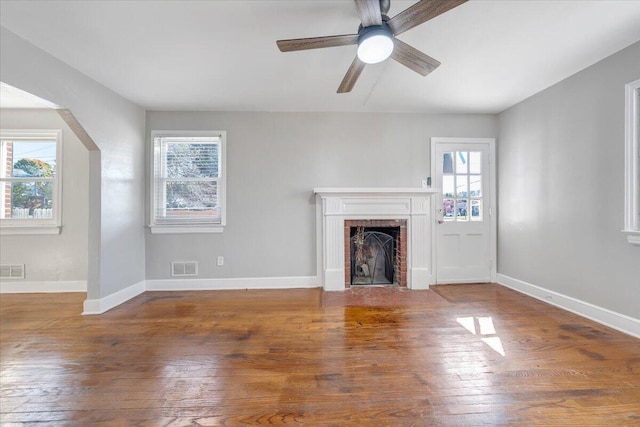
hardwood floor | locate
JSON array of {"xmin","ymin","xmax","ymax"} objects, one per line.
[{"xmin": 1, "ymin": 284, "xmax": 639, "ymax": 426}]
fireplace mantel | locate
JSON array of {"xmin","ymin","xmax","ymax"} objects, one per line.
[
  {"xmin": 314, "ymin": 187, "xmax": 438, "ymax": 291},
  {"xmin": 314, "ymin": 187, "xmax": 438, "ymax": 197}
]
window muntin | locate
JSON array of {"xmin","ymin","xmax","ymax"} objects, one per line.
[
  {"xmin": 151, "ymin": 131, "xmax": 226, "ymax": 233},
  {"xmin": 0, "ymin": 130, "xmax": 62, "ymax": 233}
]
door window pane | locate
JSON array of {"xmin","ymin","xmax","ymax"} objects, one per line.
[
  {"xmin": 456, "ymin": 175, "xmax": 468, "ymax": 198},
  {"xmin": 457, "ymin": 199, "xmax": 468, "ymax": 221},
  {"xmin": 471, "ymin": 200, "xmax": 482, "ymax": 221},
  {"xmin": 443, "ymin": 175, "xmax": 455, "ymax": 198},
  {"xmin": 469, "ymin": 151, "xmax": 482, "ymax": 174},
  {"xmin": 470, "ymin": 175, "xmax": 482, "ymax": 197},
  {"xmin": 443, "ymin": 152, "xmax": 454, "ymax": 174},
  {"xmin": 456, "ymin": 152, "xmax": 468, "ymax": 174},
  {"xmin": 443, "ymin": 198, "xmax": 455, "ymax": 220}
]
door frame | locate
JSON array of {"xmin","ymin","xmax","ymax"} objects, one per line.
[{"xmin": 430, "ymin": 137, "xmax": 497, "ymax": 284}]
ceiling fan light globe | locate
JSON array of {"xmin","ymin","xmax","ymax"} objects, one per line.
[{"xmin": 357, "ymin": 26, "xmax": 394, "ymax": 64}]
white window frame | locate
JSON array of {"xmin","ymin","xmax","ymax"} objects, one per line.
[
  {"xmin": 0, "ymin": 129, "xmax": 62, "ymax": 235},
  {"xmin": 623, "ymin": 79, "xmax": 640, "ymax": 245},
  {"xmin": 149, "ymin": 130, "xmax": 226, "ymax": 234}
]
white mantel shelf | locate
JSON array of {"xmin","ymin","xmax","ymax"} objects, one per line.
[
  {"xmin": 314, "ymin": 187, "xmax": 439, "ymax": 196},
  {"xmin": 314, "ymin": 187, "xmax": 437, "ymax": 292}
]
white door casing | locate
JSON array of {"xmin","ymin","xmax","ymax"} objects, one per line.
[{"xmin": 430, "ymin": 138, "xmax": 497, "ymax": 284}]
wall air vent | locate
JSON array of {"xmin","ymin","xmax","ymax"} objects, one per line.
[
  {"xmin": 0, "ymin": 264, "xmax": 25, "ymax": 279},
  {"xmin": 171, "ymin": 261, "xmax": 198, "ymax": 277}
]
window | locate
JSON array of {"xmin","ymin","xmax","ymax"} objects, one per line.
[
  {"xmin": 150, "ymin": 130, "xmax": 226, "ymax": 234},
  {"xmin": 623, "ymin": 79, "xmax": 640, "ymax": 245},
  {"xmin": 441, "ymin": 151, "xmax": 483, "ymax": 222},
  {"xmin": 0, "ymin": 129, "xmax": 62, "ymax": 235}
]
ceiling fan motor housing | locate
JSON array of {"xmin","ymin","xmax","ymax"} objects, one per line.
[{"xmin": 357, "ymin": 22, "xmax": 394, "ymax": 64}]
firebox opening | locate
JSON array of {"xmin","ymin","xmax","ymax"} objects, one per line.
[{"xmin": 350, "ymin": 226, "xmax": 400, "ymax": 285}]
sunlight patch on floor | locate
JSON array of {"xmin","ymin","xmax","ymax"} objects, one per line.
[{"xmin": 457, "ymin": 316, "xmax": 505, "ymax": 357}]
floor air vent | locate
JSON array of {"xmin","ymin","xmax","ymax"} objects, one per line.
[
  {"xmin": 171, "ymin": 261, "xmax": 198, "ymax": 277},
  {"xmin": 0, "ymin": 264, "xmax": 25, "ymax": 279}
]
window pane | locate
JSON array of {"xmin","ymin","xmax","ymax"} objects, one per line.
[
  {"xmin": 456, "ymin": 175, "xmax": 468, "ymax": 197},
  {"xmin": 442, "ymin": 175, "xmax": 455, "ymax": 198},
  {"xmin": 456, "ymin": 151, "xmax": 468, "ymax": 174},
  {"xmin": 443, "ymin": 152, "xmax": 454, "ymax": 174},
  {"xmin": 469, "ymin": 151, "xmax": 481, "ymax": 174},
  {"xmin": 443, "ymin": 198, "xmax": 455, "ymax": 220},
  {"xmin": 470, "ymin": 175, "xmax": 482, "ymax": 197},
  {"xmin": 159, "ymin": 181, "xmax": 219, "ymax": 221},
  {"xmin": 166, "ymin": 143, "xmax": 219, "ymax": 178},
  {"xmin": 7, "ymin": 141, "xmax": 57, "ymax": 178},
  {"xmin": 6, "ymin": 181, "xmax": 53, "ymax": 218},
  {"xmin": 456, "ymin": 199, "xmax": 468, "ymax": 221},
  {"xmin": 471, "ymin": 200, "xmax": 482, "ymax": 221}
]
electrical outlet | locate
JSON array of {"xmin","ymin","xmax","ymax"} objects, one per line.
[{"xmin": 217, "ymin": 256, "xmax": 224, "ymax": 266}]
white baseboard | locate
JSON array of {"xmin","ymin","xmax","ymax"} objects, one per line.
[
  {"xmin": 409, "ymin": 268, "xmax": 430, "ymax": 290},
  {"xmin": 0, "ymin": 280, "xmax": 86, "ymax": 293},
  {"xmin": 12, "ymin": 276, "xmax": 317, "ymax": 315},
  {"xmin": 145, "ymin": 276, "xmax": 318, "ymax": 291},
  {"xmin": 82, "ymin": 280, "xmax": 145, "ymax": 315},
  {"xmin": 497, "ymin": 273, "xmax": 640, "ymax": 339}
]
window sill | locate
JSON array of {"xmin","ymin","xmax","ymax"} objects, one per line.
[
  {"xmin": 623, "ymin": 230, "xmax": 640, "ymax": 246},
  {"xmin": 1, "ymin": 225, "xmax": 61, "ymax": 235},
  {"xmin": 149, "ymin": 225, "xmax": 225, "ymax": 235}
]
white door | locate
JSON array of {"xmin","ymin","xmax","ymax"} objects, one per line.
[{"xmin": 431, "ymin": 138, "xmax": 496, "ymax": 284}]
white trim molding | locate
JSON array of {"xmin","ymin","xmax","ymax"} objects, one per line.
[
  {"xmin": 497, "ymin": 274, "xmax": 640, "ymax": 339},
  {"xmin": 314, "ymin": 188, "xmax": 438, "ymax": 291},
  {"xmin": 149, "ymin": 225, "xmax": 224, "ymax": 234},
  {"xmin": 83, "ymin": 277, "xmax": 317, "ymax": 314},
  {"xmin": 0, "ymin": 129, "xmax": 63, "ymax": 234},
  {"xmin": 146, "ymin": 276, "xmax": 318, "ymax": 291},
  {"xmin": 623, "ymin": 231, "xmax": 640, "ymax": 246},
  {"xmin": 430, "ymin": 137, "xmax": 498, "ymax": 283},
  {"xmin": 0, "ymin": 225, "xmax": 61, "ymax": 235},
  {"xmin": 82, "ymin": 280, "xmax": 145, "ymax": 315},
  {"xmin": 623, "ymin": 78, "xmax": 640, "ymax": 245},
  {"xmin": 0, "ymin": 280, "xmax": 86, "ymax": 293},
  {"xmin": 149, "ymin": 130, "xmax": 227, "ymax": 234}
]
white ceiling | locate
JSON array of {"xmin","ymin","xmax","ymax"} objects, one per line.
[
  {"xmin": 0, "ymin": 82, "xmax": 59, "ymax": 109},
  {"xmin": 1, "ymin": 0, "xmax": 639, "ymax": 114}
]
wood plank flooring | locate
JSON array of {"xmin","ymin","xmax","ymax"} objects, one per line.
[{"xmin": 1, "ymin": 284, "xmax": 639, "ymax": 426}]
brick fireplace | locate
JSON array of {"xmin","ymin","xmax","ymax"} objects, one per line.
[
  {"xmin": 344, "ymin": 219, "xmax": 407, "ymax": 287},
  {"xmin": 314, "ymin": 188, "xmax": 437, "ymax": 291}
]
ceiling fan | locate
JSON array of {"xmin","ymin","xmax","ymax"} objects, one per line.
[{"xmin": 276, "ymin": 0, "xmax": 468, "ymax": 93}]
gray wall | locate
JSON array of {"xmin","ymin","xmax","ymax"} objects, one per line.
[
  {"xmin": 0, "ymin": 27, "xmax": 146, "ymax": 299},
  {"xmin": 146, "ymin": 112, "xmax": 497, "ymax": 279},
  {"xmin": 0, "ymin": 109, "xmax": 88, "ymax": 282},
  {"xmin": 498, "ymin": 41, "xmax": 640, "ymax": 319}
]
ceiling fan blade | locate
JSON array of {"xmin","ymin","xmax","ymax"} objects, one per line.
[
  {"xmin": 277, "ymin": 34, "xmax": 358, "ymax": 52},
  {"xmin": 390, "ymin": 39, "xmax": 440, "ymax": 76},
  {"xmin": 388, "ymin": 0, "xmax": 467, "ymax": 36},
  {"xmin": 337, "ymin": 57, "xmax": 366, "ymax": 93},
  {"xmin": 354, "ymin": 0, "xmax": 382, "ymax": 27}
]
